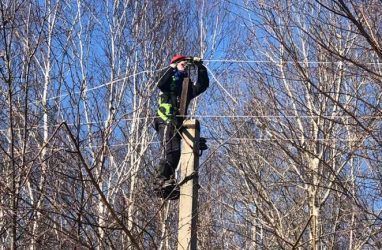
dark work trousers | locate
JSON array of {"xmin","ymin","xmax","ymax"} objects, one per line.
[{"xmin": 154, "ymin": 118, "xmax": 181, "ymax": 180}]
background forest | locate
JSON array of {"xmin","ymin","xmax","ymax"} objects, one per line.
[{"xmin": 1, "ymin": 0, "xmax": 381, "ymax": 249}]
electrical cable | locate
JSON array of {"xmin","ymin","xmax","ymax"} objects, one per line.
[{"xmin": 1, "ymin": 114, "xmax": 380, "ymax": 133}]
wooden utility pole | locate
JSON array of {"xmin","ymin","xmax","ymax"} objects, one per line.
[
  {"xmin": 179, "ymin": 77, "xmax": 192, "ymax": 117},
  {"xmin": 177, "ymin": 119, "xmax": 200, "ymax": 250}
]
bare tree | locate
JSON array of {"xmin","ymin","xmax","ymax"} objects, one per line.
[
  {"xmin": 199, "ymin": 0, "xmax": 382, "ymax": 248},
  {"xmin": 1, "ymin": 0, "xmax": 381, "ymax": 249}
]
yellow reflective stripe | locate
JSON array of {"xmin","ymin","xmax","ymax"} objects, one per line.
[
  {"xmin": 160, "ymin": 103, "xmax": 172, "ymax": 114},
  {"xmin": 158, "ymin": 102, "xmax": 173, "ymax": 122},
  {"xmin": 158, "ymin": 92, "xmax": 179, "ymax": 123},
  {"xmin": 158, "ymin": 109, "xmax": 169, "ymax": 122}
]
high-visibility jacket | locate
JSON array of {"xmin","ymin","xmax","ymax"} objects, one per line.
[{"xmin": 156, "ymin": 64, "xmax": 209, "ymax": 123}]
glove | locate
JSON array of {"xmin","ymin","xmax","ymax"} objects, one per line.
[
  {"xmin": 193, "ymin": 57, "xmax": 203, "ymax": 64},
  {"xmin": 170, "ymin": 63, "xmax": 177, "ymax": 68}
]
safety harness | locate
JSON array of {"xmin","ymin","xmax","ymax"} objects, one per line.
[{"xmin": 157, "ymin": 71, "xmax": 184, "ymax": 123}]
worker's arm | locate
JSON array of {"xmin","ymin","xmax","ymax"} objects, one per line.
[
  {"xmin": 191, "ymin": 64, "xmax": 209, "ymax": 98},
  {"xmin": 157, "ymin": 66, "xmax": 174, "ymax": 92}
]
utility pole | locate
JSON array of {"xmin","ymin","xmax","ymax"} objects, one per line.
[
  {"xmin": 177, "ymin": 119, "xmax": 199, "ymax": 250},
  {"xmin": 177, "ymin": 76, "xmax": 200, "ymax": 250}
]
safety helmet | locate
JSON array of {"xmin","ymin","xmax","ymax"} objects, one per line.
[{"xmin": 170, "ymin": 54, "xmax": 187, "ymax": 64}]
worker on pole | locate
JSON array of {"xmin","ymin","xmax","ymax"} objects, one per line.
[{"xmin": 153, "ymin": 54, "xmax": 209, "ymax": 199}]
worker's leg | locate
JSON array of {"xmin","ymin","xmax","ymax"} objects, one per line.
[
  {"xmin": 154, "ymin": 119, "xmax": 181, "ymax": 199},
  {"xmin": 156, "ymin": 120, "xmax": 181, "ymax": 180},
  {"xmin": 165, "ymin": 125, "xmax": 181, "ymax": 177}
]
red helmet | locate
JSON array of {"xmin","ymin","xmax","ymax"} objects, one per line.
[{"xmin": 170, "ymin": 54, "xmax": 187, "ymax": 64}]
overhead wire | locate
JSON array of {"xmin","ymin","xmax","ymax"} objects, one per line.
[
  {"xmin": 2, "ymin": 137, "xmax": 368, "ymax": 156},
  {"xmin": 2, "ymin": 58, "xmax": 380, "ymax": 146},
  {"xmin": 204, "ymin": 59, "xmax": 382, "ymax": 65},
  {"xmin": 24, "ymin": 58, "xmax": 382, "ymax": 107},
  {"xmin": 204, "ymin": 64, "xmax": 238, "ymax": 104},
  {"xmin": 1, "ymin": 114, "xmax": 381, "ymax": 133},
  {"xmin": 31, "ymin": 66, "xmax": 167, "ymax": 105}
]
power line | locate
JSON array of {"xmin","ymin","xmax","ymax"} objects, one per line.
[
  {"xmin": 31, "ymin": 66, "xmax": 167, "ymax": 105},
  {"xmin": 23, "ymin": 137, "xmax": 373, "ymax": 151},
  {"xmin": 188, "ymin": 115, "xmax": 382, "ymax": 119},
  {"xmin": 1, "ymin": 114, "xmax": 381, "ymax": 133},
  {"xmin": 84, "ymin": 137, "xmax": 374, "ymax": 149},
  {"xmin": 26, "ymin": 58, "xmax": 382, "ymax": 107},
  {"xmin": 204, "ymin": 64, "xmax": 238, "ymax": 104},
  {"xmin": 204, "ymin": 59, "xmax": 382, "ymax": 65},
  {"xmin": 3, "ymin": 59, "xmax": 381, "ymax": 144}
]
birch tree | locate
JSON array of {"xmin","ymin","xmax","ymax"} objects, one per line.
[{"xmin": 203, "ymin": 0, "xmax": 382, "ymax": 248}]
